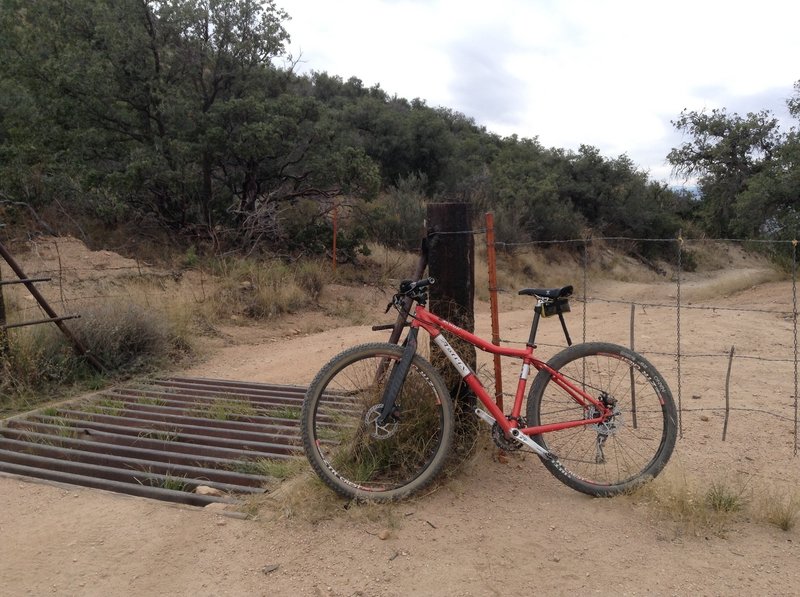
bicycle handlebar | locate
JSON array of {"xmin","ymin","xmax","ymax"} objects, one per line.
[
  {"xmin": 384, "ymin": 277, "xmax": 436, "ymax": 316},
  {"xmin": 399, "ymin": 277, "xmax": 436, "ymax": 294}
]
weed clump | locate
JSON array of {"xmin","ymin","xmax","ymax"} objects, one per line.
[
  {"xmin": 206, "ymin": 258, "xmax": 328, "ymax": 320},
  {"xmin": 627, "ymin": 468, "xmax": 800, "ymax": 535},
  {"xmin": 191, "ymin": 397, "xmax": 257, "ymax": 421},
  {"xmin": 0, "ymin": 301, "xmax": 188, "ymax": 415},
  {"xmin": 0, "ymin": 326, "xmax": 86, "ymax": 413},
  {"xmin": 705, "ymin": 481, "xmax": 746, "ymax": 514},
  {"xmin": 755, "ymin": 489, "xmax": 800, "ymax": 531},
  {"xmin": 73, "ymin": 302, "xmax": 175, "ymax": 373}
]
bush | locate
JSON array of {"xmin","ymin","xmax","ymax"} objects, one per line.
[
  {"xmin": 72, "ymin": 302, "xmax": 174, "ymax": 373},
  {"xmin": 207, "ymin": 257, "xmax": 328, "ymax": 320},
  {"xmin": 1, "ymin": 326, "xmax": 80, "ymax": 393},
  {"xmin": 363, "ymin": 173, "xmax": 427, "ymax": 250},
  {"xmin": 0, "ymin": 300, "xmax": 186, "ymax": 414}
]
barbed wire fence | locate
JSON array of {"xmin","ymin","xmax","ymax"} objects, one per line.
[
  {"xmin": 0, "ymin": 236, "xmax": 213, "ymax": 375},
  {"xmin": 432, "ymin": 223, "xmax": 800, "ymax": 461},
  {"xmin": 2, "ymin": 230, "xmax": 799, "ymax": 462}
]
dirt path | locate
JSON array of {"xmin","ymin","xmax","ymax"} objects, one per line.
[
  {"xmin": 2, "ymin": 250, "xmax": 800, "ymax": 595},
  {"xmin": 2, "ymin": 448, "xmax": 797, "ymax": 597}
]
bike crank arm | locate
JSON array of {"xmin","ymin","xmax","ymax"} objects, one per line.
[
  {"xmin": 509, "ymin": 429, "xmax": 553, "ymax": 459},
  {"xmin": 474, "ymin": 408, "xmax": 496, "ymax": 427},
  {"xmin": 475, "ymin": 408, "xmax": 553, "ymax": 460}
]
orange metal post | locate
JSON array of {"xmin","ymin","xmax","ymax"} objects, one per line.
[{"xmin": 485, "ymin": 212, "xmax": 504, "ymax": 409}]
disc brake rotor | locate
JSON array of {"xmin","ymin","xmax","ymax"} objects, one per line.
[{"xmin": 365, "ymin": 404, "xmax": 400, "ymax": 439}]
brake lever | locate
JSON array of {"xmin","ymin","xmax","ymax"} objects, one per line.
[{"xmin": 384, "ymin": 293, "xmax": 403, "ymax": 313}]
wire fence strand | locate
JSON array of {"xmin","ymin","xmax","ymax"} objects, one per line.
[{"xmin": 4, "ymin": 232, "xmax": 800, "ymax": 456}]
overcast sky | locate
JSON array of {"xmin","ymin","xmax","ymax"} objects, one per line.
[{"xmin": 275, "ymin": 0, "xmax": 799, "ymax": 184}]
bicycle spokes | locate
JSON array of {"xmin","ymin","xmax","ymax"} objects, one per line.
[
  {"xmin": 302, "ymin": 345, "xmax": 454, "ymax": 500},
  {"xmin": 528, "ymin": 343, "xmax": 677, "ymax": 496}
]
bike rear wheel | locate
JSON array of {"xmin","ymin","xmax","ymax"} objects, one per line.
[
  {"xmin": 302, "ymin": 343, "xmax": 454, "ymax": 501},
  {"xmin": 527, "ymin": 342, "xmax": 677, "ymax": 496}
]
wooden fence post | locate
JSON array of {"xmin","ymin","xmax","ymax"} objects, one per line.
[{"xmin": 426, "ymin": 203, "xmax": 476, "ymax": 408}]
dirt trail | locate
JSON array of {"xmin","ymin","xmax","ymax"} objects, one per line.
[{"xmin": 2, "ymin": 242, "xmax": 799, "ymax": 596}]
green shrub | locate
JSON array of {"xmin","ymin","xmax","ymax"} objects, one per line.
[
  {"xmin": 72, "ymin": 302, "xmax": 172, "ymax": 373},
  {"xmin": 207, "ymin": 257, "xmax": 325, "ymax": 320},
  {"xmin": 0, "ymin": 299, "xmax": 186, "ymax": 414},
  {"xmin": 0, "ymin": 326, "xmax": 86, "ymax": 413}
]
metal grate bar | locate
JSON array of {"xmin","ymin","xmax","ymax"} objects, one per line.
[{"xmin": 0, "ymin": 377, "xmax": 312, "ymax": 507}]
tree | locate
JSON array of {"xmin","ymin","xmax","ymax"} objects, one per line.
[
  {"xmin": 362, "ymin": 172, "xmax": 428, "ymax": 250},
  {"xmin": 668, "ymin": 107, "xmax": 785, "ymax": 237},
  {"xmin": 1, "ymin": 0, "xmax": 696, "ymax": 256},
  {"xmin": 739, "ymin": 81, "xmax": 800, "ymax": 241},
  {"xmin": 488, "ymin": 136, "xmax": 584, "ymax": 244},
  {"xmin": 0, "ymin": 0, "xmax": 379, "ymax": 251}
]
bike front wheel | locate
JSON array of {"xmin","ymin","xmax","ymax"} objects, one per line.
[
  {"xmin": 302, "ymin": 343, "xmax": 454, "ymax": 501},
  {"xmin": 527, "ymin": 342, "xmax": 677, "ymax": 496}
]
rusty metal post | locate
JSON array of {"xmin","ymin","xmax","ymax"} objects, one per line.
[
  {"xmin": 629, "ymin": 302, "xmax": 637, "ymax": 429},
  {"xmin": 485, "ymin": 213, "xmax": 503, "ymax": 409},
  {"xmin": 722, "ymin": 345, "xmax": 735, "ymax": 441},
  {"xmin": 0, "ymin": 240, "xmax": 104, "ymax": 371},
  {"xmin": 332, "ymin": 201, "xmax": 338, "ymax": 272}
]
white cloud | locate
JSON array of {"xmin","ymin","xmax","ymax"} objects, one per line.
[{"xmin": 277, "ymin": 0, "xmax": 800, "ymax": 183}]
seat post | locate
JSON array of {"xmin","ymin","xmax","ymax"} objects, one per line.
[
  {"xmin": 557, "ymin": 312, "xmax": 573, "ymax": 346},
  {"xmin": 527, "ymin": 308, "xmax": 542, "ymax": 347}
]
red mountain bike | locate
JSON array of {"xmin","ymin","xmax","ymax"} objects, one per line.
[{"xmin": 301, "ymin": 278, "xmax": 677, "ymax": 501}]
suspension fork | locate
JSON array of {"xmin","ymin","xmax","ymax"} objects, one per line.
[{"xmin": 376, "ymin": 327, "xmax": 419, "ymax": 426}]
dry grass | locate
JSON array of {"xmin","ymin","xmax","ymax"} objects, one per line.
[
  {"xmin": 234, "ymin": 457, "xmax": 310, "ymax": 481},
  {"xmin": 754, "ymin": 489, "xmax": 800, "ymax": 531},
  {"xmin": 203, "ymin": 258, "xmax": 328, "ymax": 321},
  {"xmin": 243, "ymin": 469, "xmax": 346, "ymax": 522},
  {"xmin": 243, "ymin": 462, "xmax": 407, "ymax": 534},
  {"xmin": 190, "ymin": 397, "xmax": 257, "ymax": 421},
  {"xmin": 357, "ymin": 243, "xmax": 572, "ymax": 303},
  {"xmin": 469, "ymin": 243, "xmax": 587, "ymax": 305},
  {"xmin": 0, "ymin": 325, "xmax": 93, "ymax": 414},
  {"xmin": 679, "ymin": 267, "xmax": 784, "ymax": 302},
  {"xmin": 73, "ymin": 302, "xmax": 177, "ymax": 371},
  {"xmin": 595, "ymin": 250, "xmax": 667, "ymax": 284},
  {"xmin": 362, "ymin": 245, "xmax": 421, "ymax": 285},
  {"xmin": 705, "ymin": 479, "xmax": 748, "ymax": 514},
  {"xmin": 321, "ymin": 294, "xmax": 373, "ymax": 326},
  {"xmin": 629, "ymin": 466, "xmax": 800, "ymax": 535},
  {"xmin": 0, "ymin": 306, "xmax": 174, "ymax": 415},
  {"xmin": 0, "ymin": 253, "xmax": 333, "ymax": 414}
]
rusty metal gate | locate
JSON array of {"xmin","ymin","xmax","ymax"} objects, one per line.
[{"xmin": 0, "ymin": 377, "xmax": 307, "ymax": 507}]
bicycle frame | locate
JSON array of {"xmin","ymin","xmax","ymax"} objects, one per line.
[
  {"xmin": 304, "ymin": 279, "xmax": 677, "ymax": 501},
  {"xmin": 407, "ymin": 304, "xmax": 612, "ymax": 444}
]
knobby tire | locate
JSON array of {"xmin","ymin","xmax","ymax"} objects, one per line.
[
  {"xmin": 527, "ymin": 342, "xmax": 677, "ymax": 496},
  {"xmin": 301, "ymin": 343, "xmax": 454, "ymax": 501}
]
